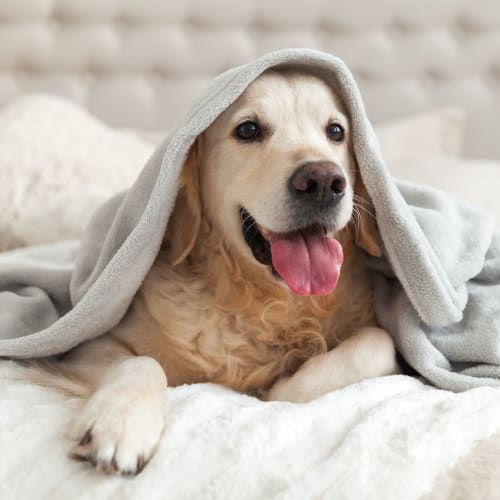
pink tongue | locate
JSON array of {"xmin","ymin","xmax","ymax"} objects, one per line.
[{"xmin": 270, "ymin": 228, "xmax": 343, "ymax": 296}]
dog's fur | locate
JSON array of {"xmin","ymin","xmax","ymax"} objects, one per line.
[{"xmin": 30, "ymin": 69, "xmax": 400, "ymax": 475}]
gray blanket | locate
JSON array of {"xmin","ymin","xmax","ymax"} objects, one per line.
[{"xmin": 1, "ymin": 48, "xmax": 498, "ymax": 392}]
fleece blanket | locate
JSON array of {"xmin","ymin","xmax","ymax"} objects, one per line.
[
  {"xmin": 0, "ymin": 48, "xmax": 498, "ymax": 392},
  {"xmin": 2, "ymin": 359, "xmax": 500, "ymax": 500}
]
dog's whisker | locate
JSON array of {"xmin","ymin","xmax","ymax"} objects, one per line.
[
  {"xmin": 351, "ymin": 207, "xmax": 361, "ymax": 234},
  {"xmin": 352, "ymin": 193, "xmax": 367, "ymax": 202},
  {"xmin": 353, "ymin": 201, "xmax": 376, "ymax": 220},
  {"xmin": 243, "ymin": 221, "xmax": 258, "ymax": 236},
  {"xmin": 352, "ymin": 198, "xmax": 375, "ymax": 215},
  {"xmin": 240, "ymin": 213, "xmax": 255, "ymax": 226},
  {"xmin": 242, "ymin": 219, "xmax": 257, "ymax": 232},
  {"xmin": 354, "ymin": 202, "xmax": 375, "ymax": 216},
  {"xmin": 330, "ymin": 214, "xmax": 338, "ymax": 231},
  {"xmin": 352, "ymin": 194, "xmax": 373, "ymax": 208}
]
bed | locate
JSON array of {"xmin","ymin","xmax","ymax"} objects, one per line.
[{"xmin": 2, "ymin": 2, "xmax": 500, "ymax": 499}]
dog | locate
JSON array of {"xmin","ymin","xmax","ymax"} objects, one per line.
[{"xmin": 31, "ymin": 68, "xmax": 400, "ymax": 475}]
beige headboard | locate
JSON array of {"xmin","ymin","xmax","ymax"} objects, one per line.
[{"xmin": 1, "ymin": 0, "xmax": 500, "ymax": 159}]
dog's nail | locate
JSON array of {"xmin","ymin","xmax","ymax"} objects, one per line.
[
  {"xmin": 69, "ymin": 452, "xmax": 88, "ymax": 462},
  {"xmin": 79, "ymin": 429, "xmax": 92, "ymax": 446},
  {"xmin": 97, "ymin": 459, "xmax": 119, "ymax": 475},
  {"xmin": 136, "ymin": 454, "xmax": 146, "ymax": 474},
  {"xmin": 122, "ymin": 468, "xmax": 137, "ymax": 477}
]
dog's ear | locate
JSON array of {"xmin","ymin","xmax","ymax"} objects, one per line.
[
  {"xmin": 353, "ymin": 173, "xmax": 383, "ymax": 258},
  {"xmin": 165, "ymin": 142, "xmax": 202, "ymax": 265}
]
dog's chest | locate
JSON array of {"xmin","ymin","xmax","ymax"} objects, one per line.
[
  {"xmin": 135, "ymin": 286, "xmax": 308, "ymax": 391},
  {"xmin": 127, "ymin": 251, "xmax": 377, "ymax": 392}
]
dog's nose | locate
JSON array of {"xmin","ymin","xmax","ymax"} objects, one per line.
[{"xmin": 289, "ymin": 161, "xmax": 346, "ymax": 205}]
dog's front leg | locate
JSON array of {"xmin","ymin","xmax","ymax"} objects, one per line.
[
  {"xmin": 266, "ymin": 327, "xmax": 399, "ymax": 403},
  {"xmin": 61, "ymin": 337, "xmax": 167, "ymax": 475}
]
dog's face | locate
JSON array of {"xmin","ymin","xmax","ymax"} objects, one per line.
[{"xmin": 170, "ymin": 69, "xmax": 380, "ymax": 296}]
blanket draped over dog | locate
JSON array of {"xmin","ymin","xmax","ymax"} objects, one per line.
[{"xmin": 0, "ymin": 49, "xmax": 498, "ymax": 392}]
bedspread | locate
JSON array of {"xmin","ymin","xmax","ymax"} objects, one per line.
[{"xmin": 2, "ymin": 361, "xmax": 500, "ymax": 500}]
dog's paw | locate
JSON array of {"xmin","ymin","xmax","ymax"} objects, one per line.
[{"xmin": 69, "ymin": 386, "xmax": 165, "ymax": 475}]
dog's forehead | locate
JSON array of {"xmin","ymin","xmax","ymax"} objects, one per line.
[
  {"xmin": 231, "ymin": 70, "xmax": 346, "ymax": 119},
  {"xmin": 204, "ymin": 69, "xmax": 349, "ymax": 141}
]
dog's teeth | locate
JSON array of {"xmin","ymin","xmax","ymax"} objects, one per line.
[
  {"xmin": 326, "ymin": 228, "xmax": 335, "ymax": 238},
  {"xmin": 260, "ymin": 227, "xmax": 271, "ymax": 240}
]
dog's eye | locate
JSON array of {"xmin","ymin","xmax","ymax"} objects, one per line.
[
  {"xmin": 326, "ymin": 123, "xmax": 345, "ymax": 143},
  {"xmin": 235, "ymin": 121, "xmax": 261, "ymax": 141}
]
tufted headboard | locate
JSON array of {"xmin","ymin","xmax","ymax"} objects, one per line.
[{"xmin": 1, "ymin": 0, "xmax": 500, "ymax": 159}]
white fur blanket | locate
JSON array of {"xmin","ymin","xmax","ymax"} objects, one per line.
[{"xmin": 2, "ymin": 359, "xmax": 500, "ymax": 500}]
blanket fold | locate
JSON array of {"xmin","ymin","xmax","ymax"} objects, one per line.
[{"xmin": 1, "ymin": 48, "xmax": 499, "ymax": 391}]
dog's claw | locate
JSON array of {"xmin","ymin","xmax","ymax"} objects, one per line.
[
  {"xmin": 87, "ymin": 454, "xmax": 97, "ymax": 468},
  {"xmin": 96, "ymin": 456, "xmax": 119, "ymax": 475},
  {"xmin": 70, "ymin": 442, "xmax": 152, "ymax": 476},
  {"xmin": 78, "ymin": 428, "xmax": 93, "ymax": 446},
  {"xmin": 136, "ymin": 454, "xmax": 147, "ymax": 474}
]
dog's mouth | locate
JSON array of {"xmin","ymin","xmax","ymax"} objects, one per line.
[{"xmin": 239, "ymin": 207, "xmax": 343, "ymax": 296}]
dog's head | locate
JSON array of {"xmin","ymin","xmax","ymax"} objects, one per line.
[{"xmin": 167, "ymin": 68, "xmax": 381, "ymax": 296}]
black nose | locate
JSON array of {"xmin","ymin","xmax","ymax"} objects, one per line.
[{"xmin": 289, "ymin": 161, "xmax": 346, "ymax": 206}]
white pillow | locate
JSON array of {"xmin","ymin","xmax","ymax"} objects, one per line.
[
  {"xmin": 375, "ymin": 108, "xmax": 466, "ymax": 161},
  {"xmin": 0, "ymin": 95, "xmax": 154, "ymax": 251},
  {"xmin": 375, "ymin": 108, "xmax": 500, "ymax": 228},
  {"xmin": 389, "ymin": 156, "xmax": 500, "ymax": 229}
]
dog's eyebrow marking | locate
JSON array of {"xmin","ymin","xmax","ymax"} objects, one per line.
[
  {"xmin": 327, "ymin": 113, "xmax": 349, "ymax": 129},
  {"xmin": 232, "ymin": 111, "xmax": 261, "ymax": 125},
  {"xmin": 234, "ymin": 115, "xmax": 259, "ymax": 125}
]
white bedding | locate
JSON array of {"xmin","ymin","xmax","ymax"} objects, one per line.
[
  {"xmin": 2, "ymin": 96, "xmax": 500, "ymax": 499},
  {"xmin": 2, "ymin": 360, "xmax": 500, "ymax": 500}
]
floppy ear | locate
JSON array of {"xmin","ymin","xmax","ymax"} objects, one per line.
[
  {"xmin": 353, "ymin": 172, "xmax": 383, "ymax": 258},
  {"xmin": 164, "ymin": 142, "xmax": 202, "ymax": 265}
]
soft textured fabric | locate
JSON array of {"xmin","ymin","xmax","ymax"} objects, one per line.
[
  {"xmin": 0, "ymin": 48, "xmax": 498, "ymax": 392},
  {"xmin": 2, "ymin": 360, "xmax": 500, "ymax": 500},
  {"xmin": 0, "ymin": 94, "xmax": 153, "ymax": 251}
]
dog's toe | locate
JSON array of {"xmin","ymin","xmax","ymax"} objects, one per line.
[{"xmin": 69, "ymin": 389, "xmax": 165, "ymax": 475}]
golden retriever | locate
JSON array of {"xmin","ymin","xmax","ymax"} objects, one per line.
[{"xmin": 33, "ymin": 68, "xmax": 400, "ymax": 475}]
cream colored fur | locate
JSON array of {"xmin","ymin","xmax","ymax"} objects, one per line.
[{"xmin": 34, "ymin": 70, "xmax": 399, "ymax": 475}]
